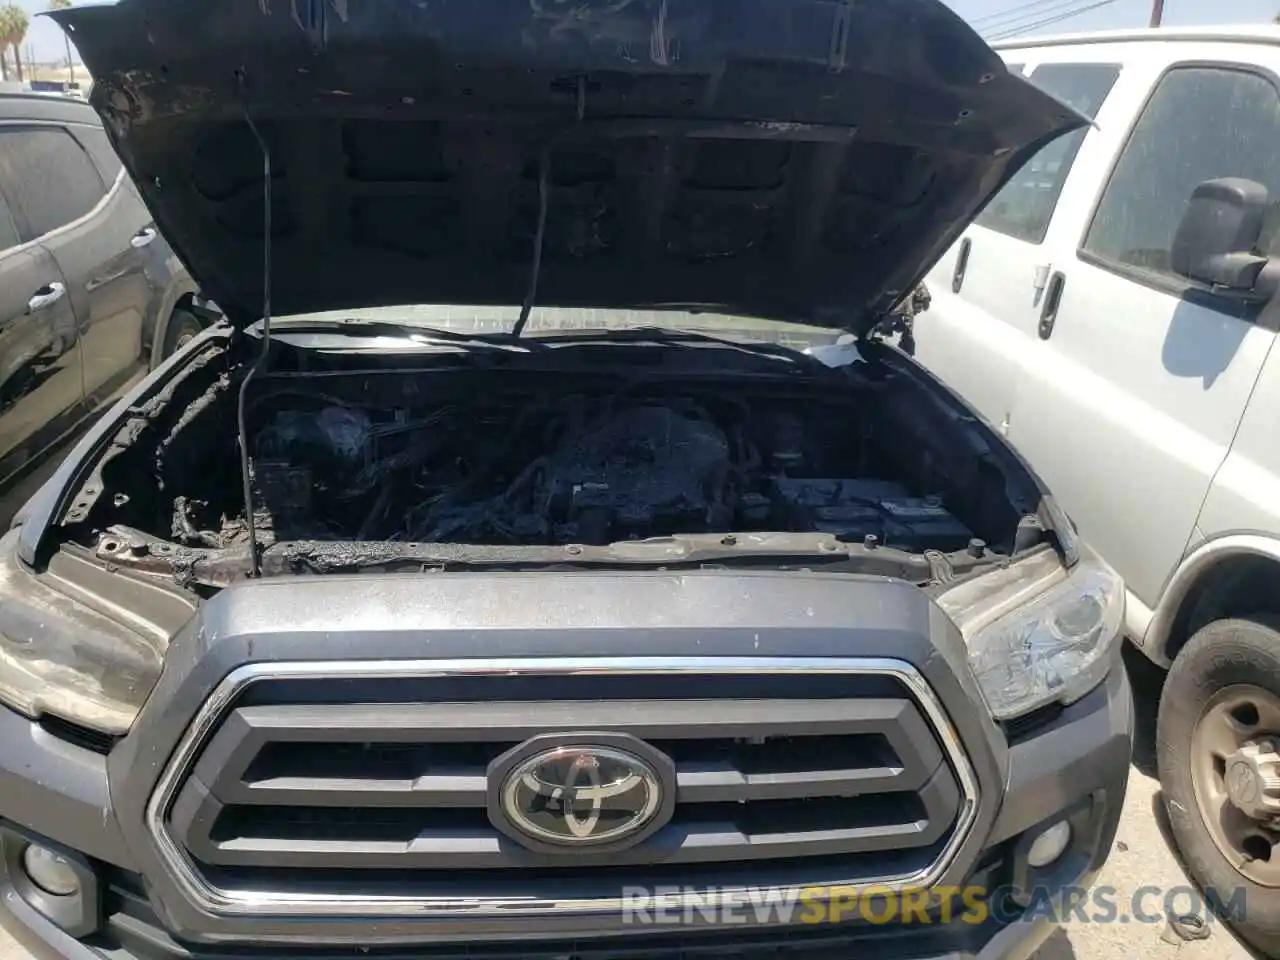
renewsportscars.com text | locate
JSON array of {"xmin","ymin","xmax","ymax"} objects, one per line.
[{"xmin": 620, "ymin": 884, "xmax": 1247, "ymax": 926}]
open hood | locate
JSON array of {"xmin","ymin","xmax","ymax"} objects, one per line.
[{"xmin": 55, "ymin": 0, "xmax": 1084, "ymax": 336}]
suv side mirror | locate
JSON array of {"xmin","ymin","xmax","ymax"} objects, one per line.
[{"xmin": 1172, "ymin": 178, "xmax": 1277, "ymax": 300}]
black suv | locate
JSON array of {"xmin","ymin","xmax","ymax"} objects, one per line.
[{"xmin": 0, "ymin": 93, "xmax": 208, "ymax": 524}]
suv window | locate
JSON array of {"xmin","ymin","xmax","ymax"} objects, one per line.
[
  {"xmin": 74, "ymin": 125, "xmax": 124, "ymax": 185},
  {"xmin": 0, "ymin": 126, "xmax": 106, "ymax": 241},
  {"xmin": 1083, "ymin": 66, "xmax": 1280, "ymax": 280},
  {"xmin": 0, "ymin": 193, "xmax": 19, "ymax": 252},
  {"xmin": 975, "ymin": 63, "xmax": 1121, "ymax": 244}
]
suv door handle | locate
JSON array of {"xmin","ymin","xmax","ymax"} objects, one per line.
[
  {"xmin": 952, "ymin": 237, "xmax": 972, "ymax": 293},
  {"xmin": 131, "ymin": 227, "xmax": 157, "ymax": 248},
  {"xmin": 1038, "ymin": 271, "xmax": 1066, "ymax": 340},
  {"xmin": 27, "ymin": 282, "xmax": 66, "ymax": 313}
]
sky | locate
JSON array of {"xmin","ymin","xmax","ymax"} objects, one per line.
[{"xmin": 9, "ymin": 0, "xmax": 1280, "ymax": 66}]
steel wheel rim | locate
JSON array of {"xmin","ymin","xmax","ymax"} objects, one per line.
[{"xmin": 1190, "ymin": 684, "xmax": 1280, "ymax": 888}]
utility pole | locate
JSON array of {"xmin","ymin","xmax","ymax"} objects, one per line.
[{"xmin": 1149, "ymin": 0, "xmax": 1165, "ymax": 27}]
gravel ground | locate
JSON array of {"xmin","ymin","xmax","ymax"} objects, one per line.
[{"xmin": 0, "ymin": 647, "xmax": 1263, "ymax": 960}]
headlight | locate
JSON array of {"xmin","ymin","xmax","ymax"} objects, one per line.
[
  {"xmin": 944, "ymin": 553, "xmax": 1124, "ymax": 721},
  {"xmin": 0, "ymin": 540, "xmax": 160, "ymax": 736}
]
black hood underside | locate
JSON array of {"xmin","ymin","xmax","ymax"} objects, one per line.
[{"xmin": 56, "ymin": 0, "xmax": 1083, "ymax": 334}]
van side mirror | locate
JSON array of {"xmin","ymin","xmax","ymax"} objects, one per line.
[{"xmin": 1172, "ymin": 178, "xmax": 1277, "ymax": 300}]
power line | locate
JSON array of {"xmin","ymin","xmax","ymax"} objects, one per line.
[
  {"xmin": 977, "ymin": 0, "xmax": 1107, "ymax": 35},
  {"xmin": 985, "ymin": 0, "xmax": 1120, "ymax": 40},
  {"xmin": 970, "ymin": 0, "xmax": 1082, "ymax": 28},
  {"xmin": 985, "ymin": 0, "xmax": 1119, "ymax": 40}
]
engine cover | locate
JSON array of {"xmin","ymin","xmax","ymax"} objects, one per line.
[{"xmin": 537, "ymin": 405, "xmax": 732, "ymax": 542}]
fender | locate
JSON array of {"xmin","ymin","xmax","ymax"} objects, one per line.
[
  {"xmin": 1143, "ymin": 532, "xmax": 1280, "ymax": 666},
  {"xmin": 14, "ymin": 327, "xmax": 233, "ymax": 565}
]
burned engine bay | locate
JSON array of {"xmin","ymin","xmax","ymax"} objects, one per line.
[
  {"xmin": 59, "ymin": 341, "xmax": 1049, "ymax": 588},
  {"xmin": 247, "ymin": 392, "xmax": 982, "ymax": 550}
]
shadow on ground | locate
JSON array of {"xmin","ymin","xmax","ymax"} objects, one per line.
[
  {"xmin": 1122, "ymin": 643, "xmax": 1165, "ymax": 779},
  {"xmin": 1032, "ymin": 928, "xmax": 1078, "ymax": 960}
]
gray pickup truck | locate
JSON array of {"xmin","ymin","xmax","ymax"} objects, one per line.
[{"xmin": 0, "ymin": 2, "xmax": 1131, "ymax": 960}]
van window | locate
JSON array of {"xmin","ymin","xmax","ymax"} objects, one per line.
[
  {"xmin": 0, "ymin": 126, "xmax": 106, "ymax": 241},
  {"xmin": 1083, "ymin": 66, "xmax": 1280, "ymax": 279},
  {"xmin": 975, "ymin": 62, "xmax": 1120, "ymax": 244}
]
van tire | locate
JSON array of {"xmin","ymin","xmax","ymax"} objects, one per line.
[
  {"xmin": 1158, "ymin": 616, "xmax": 1280, "ymax": 958},
  {"xmin": 159, "ymin": 307, "xmax": 204, "ymax": 361}
]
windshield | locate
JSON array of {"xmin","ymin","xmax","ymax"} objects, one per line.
[{"xmin": 271, "ymin": 305, "xmax": 847, "ymax": 352}]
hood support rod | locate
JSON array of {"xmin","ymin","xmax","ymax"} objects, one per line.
[
  {"xmin": 236, "ymin": 76, "xmax": 273, "ymax": 577},
  {"xmin": 511, "ymin": 146, "xmax": 550, "ymax": 338},
  {"xmin": 513, "ymin": 76, "xmax": 584, "ymax": 338}
]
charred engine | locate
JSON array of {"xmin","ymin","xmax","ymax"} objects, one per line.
[{"xmin": 231, "ymin": 388, "xmax": 975, "ymax": 553}]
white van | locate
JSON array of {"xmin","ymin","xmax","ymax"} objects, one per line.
[{"xmin": 911, "ymin": 24, "xmax": 1280, "ymax": 954}]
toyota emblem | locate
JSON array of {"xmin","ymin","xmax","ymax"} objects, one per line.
[{"xmin": 489, "ymin": 736, "xmax": 673, "ymax": 851}]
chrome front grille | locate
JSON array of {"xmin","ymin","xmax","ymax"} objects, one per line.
[{"xmin": 148, "ymin": 657, "xmax": 979, "ymax": 920}]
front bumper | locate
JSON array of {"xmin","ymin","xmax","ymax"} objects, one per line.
[
  {"xmin": 0, "ymin": 561, "xmax": 1133, "ymax": 960},
  {"xmin": 0, "ymin": 659, "xmax": 1132, "ymax": 960}
]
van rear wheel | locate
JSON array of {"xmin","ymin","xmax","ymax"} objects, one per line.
[{"xmin": 1158, "ymin": 616, "xmax": 1280, "ymax": 957}]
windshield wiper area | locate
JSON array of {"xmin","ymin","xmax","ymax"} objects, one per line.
[
  {"xmin": 529, "ymin": 326, "xmax": 816, "ymax": 364},
  {"xmin": 265, "ymin": 318, "xmax": 826, "ymax": 365},
  {"xmin": 264, "ymin": 317, "xmax": 540, "ymax": 352},
  {"xmin": 91, "ymin": 526, "xmax": 995, "ymax": 589}
]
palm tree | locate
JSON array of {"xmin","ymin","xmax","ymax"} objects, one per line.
[
  {"xmin": 0, "ymin": 5, "xmax": 30, "ymax": 85},
  {"xmin": 48, "ymin": 0, "xmax": 75, "ymax": 85},
  {"xmin": 0, "ymin": 6, "xmax": 12, "ymax": 81}
]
